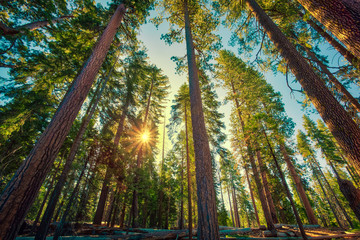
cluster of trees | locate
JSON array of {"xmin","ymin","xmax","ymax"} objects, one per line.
[{"xmin": 0, "ymin": 0, "xmax": 360, "ymax": 239}]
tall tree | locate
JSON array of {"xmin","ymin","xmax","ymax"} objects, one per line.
[
  {"xmin": 0, "ymin": 4, "xmax": 127, "ymax": 238},
  {"xmin": 296, "ymin": 0, "xmax": 360, "ymax": 60}
]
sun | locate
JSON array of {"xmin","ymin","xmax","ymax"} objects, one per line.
[{"xmin": 141, "ymin": 131, "xmax": 150, "ymax": 143}]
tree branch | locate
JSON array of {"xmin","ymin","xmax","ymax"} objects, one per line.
[{"xmin": 1, "ymin": 15, "xmax": 73, "ymax": 36}]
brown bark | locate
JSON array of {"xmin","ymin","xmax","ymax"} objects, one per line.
[
  {"xmin": 158, "ymin": 117, "xmax": 167, "ymax": 228},
  {"xmin": 300, "ymin": 12, "xmax": 359, "ymax": 66},
  {"xmin": 256, "ymin": 151, "xmax": 278, "ymax": 224},
  {"xmin": 245, "ymin": 167, "xmax": 260, "ymax": 227},
  {"xmin": 246, "ymin": 0, "xmax": 360, "ymax": 178},
  {"xmin": 94, "ymin": 79, "xmax": 131, "ymax": 225},
  {"xmin": 183, "ymin": 0, "xmax": 219, "ymax": 238},
  {"xmin": 38, "ymin": 59, "xmax": 112, "ymax": 238},
  {"xmin": 53, "ymin": 156, "xmax": 89, "ymax": 240},
  {"xmin": 178, "ymin": 150, "xmax": 185, "ymax": 229},
  {"xmin": 31, "ymin": 159, "xmax": 63, "ymax": 232},
  {"xmin": 262, "ymin": 130, "xmax": 307, "ymax": 239},
  {"xmin": 313, "ymin": 159, "xmax": 354, "ymax": 228},
  {"xmin": 312, "ymin": 164, "xmax": 344, "ymax": 228},
  {"xmin": 227, "ymin": 187, "xmax": 235, "ymax": 227},
  {"xmin": 0, "ymin": 16, "xmax": 73, "ymax": 36},
  {"xmin": 232, "ymin": 185, "xmax": 241, "ymax": 228},
  {"xmin": 0, "ymin": 5, "xmax": 125, "ymax": 239},
  {"xmin": 229, "ymin": 79, "xmax": 275, "ymax": 233},
  {"xmin": 296, "ymin": 0, "xmax": 360, "ymax": 59},
  {"xmin": 280, "ymin": 143, "xmax": 318, "ymax": 225},
  {"xmin": 303, "ymin": 45, "xmax": 360, "ymax": 113},
  {"xmin": 184, "ymin": 102, "xmax": 193, "ymax": 240},
  {"xmin": 248, "ymin": 150, "xmax": 276, "ymax": 233},
  {"xmin": 131, "ymin": 74, "xmax": 154, "ymax": 227},
  {"xmin": 337, "ymin": 178, "xmax": 360, "ymax": 222}
]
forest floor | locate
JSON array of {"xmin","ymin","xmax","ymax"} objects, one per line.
[{"xmin": 16, "ymin": 222, "xmax": 360, "ymax": 239}]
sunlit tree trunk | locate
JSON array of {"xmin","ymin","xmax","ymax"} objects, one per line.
[
  {"xmin": 280, "ymin": 143, "xmax": 318, "ymax": 225},
  {"xmin": 262, "ymin": 130, "xmax": 307, "ymax": 239},
  {"xmin": 296, "ymin": 0, "xmax": 360, "ymax": 59},
  {"xmin": 227, "ymin": 186, "xmax": 235, "ymax": 227},
  {"xmin": 0, "ymin": 5, "xmax": 126, "ymax": 239},
  {"xmin": 184, "ymin": 102, "xmax": 193, "ymax": 239},
  {"xmin": 183, "ymin": 0, "xmax": 219, "ymax": 235},
  {"xmin": 53, "ymin": 156, "xmax": 89, "ymax": 240},
  {"xmin": 94, "ymin": 83, "xmax": 131, "ymax": 225},
  {"xmin": 245, "ymin": 167, "xmax": 260, "ymax": 227},
  {"xmin": 246, "ymin": 0, "xmax": 360, "ymax": 178},
  {"xmin": 37, "ymin": 74, "xmax": 107, "ymax": 237},
  {"xmin": 256, "ymin": 151, "xmax": 278, "ymax": 224},
  {"xmin": 302, "ymin": 45, "xmax": 360, "ymax": 113},
  {"xmin": 232, "ymin": 185, "xmax": 241, "ymax": 228},
  {"xmin": 299, "ymin": 11, "xmax": 359, "ymax": 66}
]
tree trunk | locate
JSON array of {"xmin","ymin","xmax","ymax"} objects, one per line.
[
  {"xmin": 131, "ymin": 76, "xmax": 154, "ymax": 228},
  {"xmin": 184, "ymin": 102, "xmax": 193, "ymax": 239},
  {"xmin": 227, "ymin": 187, "xmax": 235, "ymax": 227},
  {"xmin": 0, "ymin": 5, "xmax": 126, "ymax": 239},
  {"xmin": 246, "ymin": 0, "xmax": 360, "ymax": 178},
  {"xmin": 93, "ymin": 169, "xmax": 111, "ymax": 225},
  {"xmin": 262, "ymin": 130, "xmax": 307, "ymax": 239},
  {"xmin": 280, "ymin": 143, "xmax": 318, "ymax": 225},
  {"xmin": 31, "ymin": 159, "xmax": 63, "ymax": 233},
  {"xmin": 299, "ymin": 11, "xmax": 359, "ymax": 66},
  {"xmin": 119, "ymin": 194, "xmax": 127, "ymax": 228},
  {"xmin": 94, "ymin": 82, "xmax": 131, "ymax": 225},
  {"xmin": 179, "ymin": 151, "xmax": 185, "ymax": 229},
  {"xmin": 183, "ymin": 0, "xmax": 219, "ymax": 238},
  {"xmin": 0, "ymin": 16, "xmax": 73, "ymax": 36},
  {"xmin": 312, "ymin": 165, "xmax": 344, "ymax": 228},
  {"xmin": 337, "ymin": 178, "xmax": 360, "ymax": 223},
  {"xmin": 248, "ymin": 150, "xmax": 276, "ymax": 233},
  {"xmin": 313, "ymin": 158, "xmax": 354, "ymax": 228},
  {"xmin": 302, "ymin": 45, "xmax": 360, "ymax": 113},
  {"xmin": 230, "ymin": 79, "xmax": 275, "ymax": 233},
  {"xmin": 296, "ymin": 0, "xmax": 360, "ymax": 59},
  {"xmin": 53, "ymin": 157, "xmax": 89, "ymax": 240},
  {"xmin": 158, "ymin": 117, "xmax": 167, "ymax": 228},
  {"xmin": 37, "ymin": 138, "xmax": 98, "ymax": 239},
  {"xmin": 245, "ymin": 167, "xmax": 260, "ymax": 227},
  {"xmin": 256, "ymin": 150, "xmax": 278, "ymax": 224},
  {"xmin": 232, "ymin": 185, "xmax": 241, "ymax": 228}
]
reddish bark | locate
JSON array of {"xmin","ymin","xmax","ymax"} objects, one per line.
[{"xmin": 0, "ymin": 5, "xmax": 126, "ymax": 239}]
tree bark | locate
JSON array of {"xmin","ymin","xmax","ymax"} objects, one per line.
[
  {"xmin": 37, "ymin": 56, "xmax": 112, "ymax": 239},
  {"xmin": 230, "ymin": 79, "xmax": 275, "ymax": 233},
  {"xmin": 312, "ymin": 164, "xmax": 344, "ymax": 228},
  {"xmin": 280, "ymin": 143, "xmax": 318, "ymax": 225},
  {"xmin": 299, "ymin": 11, "xmax": 359, "ymax": 66},
  {"xmin": 31, "ymin": 159, "xmax": 63, "ymax": 233},
  {"xmin": 94, "ymin": 81, "xmax": 131, "ymax": 225},
  {"xmin": 245, "ymin": 167, "xmax": 260, "ymax": 227},
  {"xmin": 184, "ymin": 0, "xmax": 219, "ymax": 237},
  {"xmin": 178, "ymin": 151, "xmax": 185, "ymax": 229},
  {"xmin": 313, "ymin": 158, "xmax": 354, "ymax": 228},
  {"xmin": 53, "ymin": 156, "xmax": 89, "ymax": 240},
  {"xmin": 232, "ymin": 185, "xmax": 241, "ymax": 228},
  {"xmin": 0, "ymin": 5, "xmax": 125, "ymax": 239},
  {"xmin": 256, "ymin": 150, "xmax": 278, "ymax": 224},
  {"xmin": 296, "ymin": 0, "xmax": 360, "ymax": 59},
  {"xmin": 263, "ymin": 130, "xmax": 307, "ymax": 239},
  {"xmin": 0, "ymin": 16, "xmax": 73, "ymax": 36},
  {"xmin": 184, "ymin": 102, "xmax": 193, "ymax": 240},
  {"xmin": 302, "ymin": 45, "xmax": 360, "ymax": 113},
  {"xmin": 227, "ymin": 186, "xmax": 235, "ymax": 227},
  {"xmin": 246, "ymin": 0, "xmax": 360, "ymax": 178}
]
